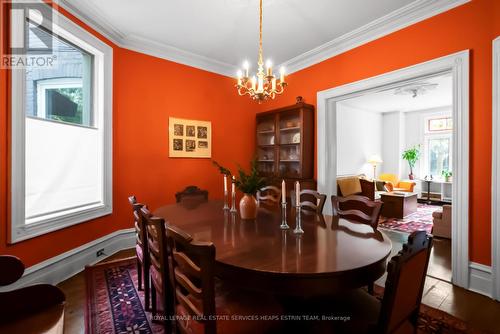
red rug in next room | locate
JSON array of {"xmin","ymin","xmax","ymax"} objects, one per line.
[{"xmin": 378, "ymin": 204, "xmax": 441, "ymax": 234}]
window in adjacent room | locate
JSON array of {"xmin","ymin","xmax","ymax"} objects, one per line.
[{"xmin": 424, "ymin": 115, "xmax": 452, "ymax": 178}]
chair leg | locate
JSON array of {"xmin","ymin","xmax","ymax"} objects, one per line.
[
  {"xmin": 137, "ymin": 258, "xmax": 143, "ymax": 291},
  {"xmin": 151, "ymin": 284, "xmax": 157, "ymax": 319},
  {"xmin": 368, "ymin": 282, "xmax": 374, "ymax": 295},
  {"xmin": 144, "ymin": 268, "xmax": 151, "ymax": 311}
]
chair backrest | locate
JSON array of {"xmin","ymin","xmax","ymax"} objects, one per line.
[
  {"xmin": 291, "ymin": 189, "xmax": 327, "ymax": 214},
  {"xmin": 378, "ymin": 231, "xmax": 433, "ymax": 334},
  {"xmin": 141, "ymin": 208, "xmax": 172, "ymax": 312},
  {"xmin": 129, "ymin": 196, "xmax": 147, "ymax": 253},
  {"xmin": 175, "ymin": 186, "xmax": 209, "ymax": 203},
  {"xmin": 379, "ymin": 173, "xmax": 399, "ymax": 185},
  {"xmin": 331, "ymin": 195, "xmax": 382, "ymax": 229},
  {"xmin": 166, "ymin": 225, "xmax": 216, "ymax": 334},
  {"xmin": 257, "ymin": 186, "xmax": 281, "ymax": 206}
]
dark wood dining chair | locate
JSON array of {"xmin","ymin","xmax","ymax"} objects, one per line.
[
  {"xmin": 316, "ymin": 231, "xmax": 433, "ymax": 334},
  {"xmin": 166, "ymin": 224, "xmax": 283, "ymax": 334},
  {"xmin": 257, "ymin": 185, "xmax": 281, "ymax": 206},
  {"xmin": 128, "ymin": 195, "xmax": 151, "ymax": 310},
  {"xmin": 331, "ymin": 195, "xmax": 383, "ymax": 229},
  {"xmin": 291, "ymin": 189, "xmax": 327, "ymax": 213},
  {"xmin": 175, "ymin": 185, "xmax": 209, "ymax": 203},
  {"xmin": 141, "ymin": 207, "xmax": 173, "ymax": 331},
  {"xmin": 0, "ymin": 255, "xmax": 66, "ymax": 334}
]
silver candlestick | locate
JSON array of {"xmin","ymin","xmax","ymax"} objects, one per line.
[
  {"xmin": 223, "ymin": 190, "xmax": 229, "ymax": 210},
  {"xmin": 230, "ymin": 188, "xmax": 237, "ymax": 213},
  {"xmin": 293, "ymin": 205, "xmax": 304, "ymax": 234},
  {"xmin": 280, "ymin": 202, "xmax": 289, "ymax": 229}
]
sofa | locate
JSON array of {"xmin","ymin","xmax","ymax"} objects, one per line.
[
  {"xmin": 337, "ymin": 174, "xmax": 376, "ymax": 201},
  {"xmin": 432, "ymin": 205, "xmax": 451, "ymax": 239},
  {"xmin": 378, "ymin": 173, "xmax": 416, "ymax": 192}
]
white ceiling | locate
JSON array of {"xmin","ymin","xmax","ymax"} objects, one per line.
[
  {"xmin": 60, "ymin": 0, "xmax": 469, "ymax": 75},
  {"xmin": 341, "ymin": 74, "xmax": 452, "ymax": 113}
]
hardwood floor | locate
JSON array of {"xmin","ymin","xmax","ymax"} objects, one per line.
[{"xmin": 58, "ymin": 248, "xmax": 500, "ymax": 334}]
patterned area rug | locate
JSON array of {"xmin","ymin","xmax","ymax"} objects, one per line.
[
  {"xmin": 85, "ymin": 257, "xmax": 164, "ymax": 334},
  {"xmin": 379, "ymin": 203, "xmax": 441, "ymax": 234},
  {"xmin": 85, "ymin": 258, "xmax": 483, "ymax": 334}
]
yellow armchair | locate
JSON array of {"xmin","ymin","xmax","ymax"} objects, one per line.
[{"xmin": 379, "ymin": 173, "xmax": 416, "ymax": 192}]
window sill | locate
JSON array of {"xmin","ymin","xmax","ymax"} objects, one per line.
[{"xmin": 9, "ymin": 204, "xmax": 112, "ymax": 244}]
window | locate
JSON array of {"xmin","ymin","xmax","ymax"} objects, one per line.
[
  {"xmin": 428, "ymin": 117, "xmax": 452, "ymax": 132},
  {"xmin": 424, "ymin": 115, "xmax": 452, "ymax": 178},
  {"xmin": 10, "ymin": 6, "xmax": 112, "ymax": 242}
]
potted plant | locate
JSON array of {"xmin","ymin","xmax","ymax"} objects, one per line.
[
  {"xmin": 213, "ymin": 159, "xmax": 266, "ymax": 219},
  {"xmin": 441, "ymin": 170, "xmax": 452, "ymax": 182},
  {"xmin": 402, "ymin": 145, "xmax": 421, "ymax": 180}
]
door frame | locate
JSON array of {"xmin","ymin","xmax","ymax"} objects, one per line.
[
  {"xmin": 492, "ymin": 37, "xmax": 500, "ymax": 300},
  {"xmin": 317, "ymin": 50, "xmax": 470, "ymax": 288}
]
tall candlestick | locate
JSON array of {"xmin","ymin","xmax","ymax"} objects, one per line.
[
  {"xmin": 295, "ymin": 181, "xmax": 300, "ymax": 208},
  {"xmin": 230, "ymin": 176, "xmax": 237, "ymax": 213},
  {"xmin": 281, "ymin": 179, "xmax": 286, "ymax": 204},
  {"xmin": 223, "ymin": 175, "xmax": 229, "ymax": 210}
]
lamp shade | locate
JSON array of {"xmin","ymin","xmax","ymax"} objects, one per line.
[{"xmin": 367, "ymin": 155, "xmax": 383, "ymax": 165}]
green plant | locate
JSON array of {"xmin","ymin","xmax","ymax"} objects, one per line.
[
  {"xmin": 402, "ymin": 145, "xmax": 421, "ymax": 175},
  {"xmin": 212, "ymin": 159, "xmax": 267, "ymax": 195},
  {"xmin": 441, "ymin": 170, "xmax": 452, "ymax": 178}
]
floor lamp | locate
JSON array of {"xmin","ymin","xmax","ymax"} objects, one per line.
[{"xmin": 367, "ymin": 155, "xmax": 383, "ymax": 180}]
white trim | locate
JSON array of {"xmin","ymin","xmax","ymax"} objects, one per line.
[
  {"xmin": 492, "ymin": 36, "xmax": 500, "ymax": 300},
  {"xmin": 10, "ymin": 5, "xmax": 113, "ymax": 243},
  {"xmin": 469, "ymin": 262, "xmax": 493, "ymax": 297},
  {"xmin": 56, "ymin": 0, "xmax": 470, "ymax": 77},
  {"xmin": 123, "ymin": 34, "xmax": 238, "ymax": 77},
  {"xmin": 279, "ymin": 0, "xmax": 470, "ymax": 74},
  {"xmin": 317, "ymin": 50, "xmax": 470, "ymax": 289},
  {"xmin": 0, "ymin": 228, "xmax": 135, "ymax": 292}
]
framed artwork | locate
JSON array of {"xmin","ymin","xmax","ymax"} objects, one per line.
[{"xmin": 169, "ymin": 117, "xmax": 212, "ymax": 158}]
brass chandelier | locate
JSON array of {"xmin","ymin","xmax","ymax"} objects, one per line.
[{"xmin": 235, "ymin": 0, "xmax": 286, "ymax": 103}]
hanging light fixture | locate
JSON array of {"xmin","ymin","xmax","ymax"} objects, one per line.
[{"xmin": 235, "ymin": 0, "xmax": 286, "ymax": 103}]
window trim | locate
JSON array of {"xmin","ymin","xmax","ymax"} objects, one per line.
[{"xmin": 10, "ymin": 5, "xmax": 113, "ymax": 243}]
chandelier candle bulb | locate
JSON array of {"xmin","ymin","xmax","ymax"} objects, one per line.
[
  {"xmin": 243, "ymin": 61, "xmax": 249, "ymax": 77},
  {"xmin": 251, "ymin": 76, "xmax": 256, "ymax": 91},
  {"xmin": 280, "ymin": 67, "xmax": 285, "ymax": 82},
  {"xmin": 272, "ymin": 78, "xmax": 276, "ymax": 90}
]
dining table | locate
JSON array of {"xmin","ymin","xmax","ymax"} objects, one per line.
[{"xmin": 154, "ymin": 199, "xmax": 392, "ymax": 297}]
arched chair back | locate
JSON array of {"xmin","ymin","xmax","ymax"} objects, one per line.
[
  {"xmin": 377, "ymin": 231, "xmax": 433, "ymax": 333},
  {"xmin": 291, "ymin": 189, "xmax": 327, "ymax": 214},
  {"xmin": 257, "ymin": 186, "xmax": 281, "ymax": 206},
  {"xmin": 175, "ymin": 185, "xmax": 209, "ymax": 203},
  {"xmin": 141, "ymin": 207, "xmax": 173, "ymax": 330},
  {"xmin": 166, "ymin": 225, "xmax": 217, "ymax": 334},
  {"xmin": 331, "ymin": 195, "xmax": 382, "ymax": 229}
]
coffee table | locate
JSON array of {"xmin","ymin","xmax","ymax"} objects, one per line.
[{"xmin": 380, "ymin": 192, "xmax": 418, "ymax": 219}]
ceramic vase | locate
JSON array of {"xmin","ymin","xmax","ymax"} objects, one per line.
[{"xmin": 239, "ymin": 194, "xmax": 258, "ymax": 219}]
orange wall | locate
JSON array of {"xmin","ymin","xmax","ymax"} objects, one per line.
[
  {"xmin": 259, "ymin": 0, "xmax": 496, "ymax": 265},
  {"xmin": 0, "ymin": 3, "xmax": 256, "ymax": 267}
]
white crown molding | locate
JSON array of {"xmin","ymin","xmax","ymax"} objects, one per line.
[
  {"xmin": 56, "ymin": 0, "xmax": 470, "ymax": 77},
  {"xmin": 0, "ymin": 228, "xmax": 135, "ymax": 292},
  {"xmin": 123, "ymin": 35, "xmax": 238, "ymax": 77},
  {"xmin": 279, "ymin": 0, "xmax": 471, "ymax": 74}
]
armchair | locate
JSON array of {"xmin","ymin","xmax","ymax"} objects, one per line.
[
  {"xmin": 379, "ymin": 173, "xmax": 416, "ymax": 192},
  {"xmin": 0, "ymin": 255, "xmax": 66, "ymax": 333}
]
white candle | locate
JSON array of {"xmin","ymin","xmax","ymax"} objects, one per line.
[
  {"xmin": 232, "ymin": 176, "xmax": 236, "ymax": 194},
  {"xmin": 280, "ymin": 66, "xmax": 285, "ymax": 83},
  {"xmin": 295, "ymin": 181, "xmax": 300, "ymax": 207},
  {"xmin": 224, "ymin": 175, "xmax": 228, "ymax": 194},
  {"xmin": 281, "ymin": 179, "xmax": 286, "ymax": 204},
  {"xmin": 272, "ymin": 78, "xmax": 276, "ymax": 91}
]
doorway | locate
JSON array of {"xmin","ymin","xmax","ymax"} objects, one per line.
[{"xmin": 317, "ymin": 51, "xmax": 469, "ymax": 288}]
